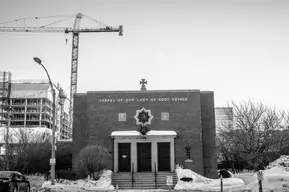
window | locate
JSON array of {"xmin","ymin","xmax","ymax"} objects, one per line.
[
  {"xmin": 12, "ymin": 173, "xmax": 22, "ymax": 181},
  {"xmin": 185, "ymin": 146, "xmax": 191, "ymax": 159},
  {"xmin": 161, "ymin": 112, "xmax": 169, "ymax": 121},
  {"xmin": 118, "ymin": 113, "xmax": 126, "ymax": 121}
]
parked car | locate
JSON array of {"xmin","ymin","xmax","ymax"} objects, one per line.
[
  {"xmin": 0, "ymin": 171, "xmax": 30, "ymax": 192},
  {"xmin": 218, "ymin": 169, "xmax": 234, "ymax": 179}
]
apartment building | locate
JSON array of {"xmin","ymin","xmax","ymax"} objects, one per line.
[
  {"xmin": 0, "ymin": 72, "xmax": 11, "ymax": 127},
  {"xmin": 214, "ymin": 107, "xmax": 233, "ymax": 133},
  {"xmin": 0, "ymin": 72, "xmax": 71, "ymax": 141}
]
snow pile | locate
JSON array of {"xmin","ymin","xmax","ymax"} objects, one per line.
[
  {"xmin": 242, "ymin": 167, "xmax": 289, "ymax": 191},
  {"xmin": 41, "ymin": 170, "xmax": 114, "ymax": 192},
  {"xmin": 174, "ymin": 167, "xmax": 244, "ymax": 191},
  {"xmin": 83, "ymin": 169, "xmax": 114, "ymax": 190},
  {"xmin": 41, "ymin": 181, "xmax": 84, "ymax": 192},
  {"xmin": 267, "ymin": 155, "xmax": 289, "ymax": 169}
]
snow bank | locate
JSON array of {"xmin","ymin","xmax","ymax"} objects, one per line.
[
  {"xmin": 242, "ymin": 166, "xmax": 289, "ymax": 191},
  {"xmin": 83, "ymin": 169, "xmax": 114, "ymax": 190},
  {"xmin": 41, "ymin": 169, "xmax": 114, "ymax": 192},
  {"xmin": 267, "ymin": 155, "xmax": 289, "ymax": 170},
  {"xmin": 174, "ymin": 167, "xmax": 244, "ymax": 191}
]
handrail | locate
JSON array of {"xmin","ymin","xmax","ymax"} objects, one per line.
[
  {"xmin": 132, "ymin": 163, "xmax": 134, "ymax": 189},
  {"xmin": 154, "ymin": 163, "xmax": 157, "ymax": 189}
]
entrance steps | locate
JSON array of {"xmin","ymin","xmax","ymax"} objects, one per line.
[{"xmin": 112, "ymin": 172, "xmax": 177, "ymax": 190}]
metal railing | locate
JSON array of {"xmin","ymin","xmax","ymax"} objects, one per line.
[
  {"xmin": 154, "ymin": 163, "xmax": 157, "ymax": 189},
  {"xmin": 132, "ymin": 163, "xmax": 134, "ymax": 189}
]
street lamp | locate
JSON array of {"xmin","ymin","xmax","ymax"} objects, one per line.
[{"xmin": 33, "ymin": 57, "xmax": 56, "ymax": 185}]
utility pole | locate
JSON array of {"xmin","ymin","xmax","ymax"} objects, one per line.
[
  {"xmin": 51, "ymin": 88, "xmax": 56, "ymax": 185},
  {"xmin": 5, "ymin": 105, "xmax": 11, "ymax": 170}
]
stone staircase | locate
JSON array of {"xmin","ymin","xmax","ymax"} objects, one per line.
[{"xmin": 112, "ymin": 172, "xmax": 177, "ymax": 190}]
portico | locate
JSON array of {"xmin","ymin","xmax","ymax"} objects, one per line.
[{"xmin": 111, "ymin": 130, "xmax": 177, "ymax": 173}]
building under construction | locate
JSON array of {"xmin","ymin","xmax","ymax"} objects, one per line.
[
  {"xmin": 0, "ymin": 72, "xmax": 11, "ymax": 127},
  {"xmin": 0, "ymin": 71, "xmax": 71, "ymax": 141}
]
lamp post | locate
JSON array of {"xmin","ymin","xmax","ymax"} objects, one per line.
[{"xmin": 33, "ymin": 57, "xmax": 56, "ymax": 185}]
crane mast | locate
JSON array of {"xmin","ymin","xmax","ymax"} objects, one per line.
[
  {"xmin": 70, "ymin": 13, "xmax": 82, "ymax": 135},
  {"xmin": 0, "ymin": 13, "xmax": 123, "ymax": 137}
]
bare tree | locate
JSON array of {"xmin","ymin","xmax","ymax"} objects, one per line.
[
  {"xmin": 3, "ymin": 128, "xmax": 16, "ymax": 170},
  {"xmin": 217, "ymin": 100, "xmax": 289, "ymax": 170},
  {"xmin": 13, "ymin": 128, "xmax": 35, "ymax": 173},
  {"xmin": 8, "ymin": 128, "xmax": 52, "ymax": 173}
]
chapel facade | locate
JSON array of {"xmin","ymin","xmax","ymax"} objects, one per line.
[{"xmin": 72, "ymin": 80, "xmax": 217, "ymax": 178}]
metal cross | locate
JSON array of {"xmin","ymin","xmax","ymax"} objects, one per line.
[{"xmin": 140, "ymin": 79, "xmax": 147, "ymax": 86}]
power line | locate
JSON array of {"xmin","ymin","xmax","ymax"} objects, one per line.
[
  {"xmin": 40, "ymin": 16, "xmax": 75, "ymax": 28},
  {"xmin": 0, "ymin": 14, "xmax": 75, "ymax": 25}
]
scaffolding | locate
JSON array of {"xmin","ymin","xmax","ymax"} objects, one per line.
[
  {"xmin": 0, "ymin": 72, "xmax": 71, "ymax": 139},
  {"xmin": 0, "ymin": 72, "xmax": 12, "ymax": 127}
]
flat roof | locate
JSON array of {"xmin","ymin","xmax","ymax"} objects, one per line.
[{"xmin": 75, "ymin": 89, "xmax": 215, "ymax": 95}]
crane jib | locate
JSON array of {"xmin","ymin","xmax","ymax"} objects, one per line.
[{"xmin": 0, "ymin": 26, "xmax": 122, "ymax": 34}]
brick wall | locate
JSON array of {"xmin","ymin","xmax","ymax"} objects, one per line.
[
  {"xmin": 73, "ymin": 90, "xmax": 216, "ymax": 176},
  {"xmin": 72, "ymin": 94, "xmax": 88, "ymax": 171},
  {"xmin": 201, "ymin": 92, "xmax": 218, "ymax": 178}
]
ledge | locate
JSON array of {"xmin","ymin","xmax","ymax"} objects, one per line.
[{"xmin": 111, "ymin": 130, "xmax": 177, "ymax": 137}]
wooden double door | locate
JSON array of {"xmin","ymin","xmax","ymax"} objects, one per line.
[
  {"xmin": 137, "ymin": 143, "xmax": 152, "ymax": 172},
  {"xmin": 118, "ymin": 143, "xmax": 131, "ymax": 172},
  {"xmin": 157, "ymin": 142, "xmax": 170, "ymax": 171},
  {"xmin": 118, "ymin": 142, "xmax": 171, "ymax": 172},
  {"xmin": 137, "ymin": 142, "xmax": 171, "ymax": 172}
]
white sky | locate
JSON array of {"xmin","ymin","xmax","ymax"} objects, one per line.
[{"xmin": 0, "ymin": 0, "xmax": 289, "ymax": 109}]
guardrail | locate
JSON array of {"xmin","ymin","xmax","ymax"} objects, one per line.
[
  {"xmin": 132, "ymin": 163, "xmax": 134, "ymax": 189},
  {"xmin": 154, "ymin": 163, "xmax": 157, "ymax": 189}
]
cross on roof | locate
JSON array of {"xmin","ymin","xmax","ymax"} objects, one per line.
[
  {"xmin": 140, "ymin": 79, "xmax": 147, "ymax": 86},
  {"xmin": 140, "ymin": 79, "xmax": 147, "ymax": 91}
]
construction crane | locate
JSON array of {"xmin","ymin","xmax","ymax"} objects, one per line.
[{"xmin": 0, "ymin": 13, "xmax": 123, "ymax": 135}]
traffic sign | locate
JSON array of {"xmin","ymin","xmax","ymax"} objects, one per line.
[
  {"xmin": 50, "ymin": 158, "xmax": 56, "ymax": 165},
  {"xmin": 257, "ymin": 170, "xmax": 264, "ymax": 181},
  {"xmin": 167, "ymin": 176, "xmax": 173, "ymax": 185}
]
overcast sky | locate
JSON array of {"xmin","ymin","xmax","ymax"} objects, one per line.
[{"xmin": 0, "ymin": 0, "xmax": 289, "ymax": 109}]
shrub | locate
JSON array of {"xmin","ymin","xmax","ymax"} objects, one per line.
[
  {"xmin": 75, "ymin": 145, "xmax": 111, "ymax": 179},
  {"xmin": 55, "ymin": 142, "xmax": 73, "ymax": 170}
]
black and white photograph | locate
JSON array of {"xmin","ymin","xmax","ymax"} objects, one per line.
[{"xmin": 1, "ymin": 0, "xmax": 289, "ymax": 191}]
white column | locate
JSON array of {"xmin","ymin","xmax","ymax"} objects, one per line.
[
  {"xmin": 131, "ymin": 140, "xmax": 137, "ymax": 172},
  {"xmin": 170, "ymin": 139, "xmax": 175, "ymax": 172},
  {"xmin": 152, "ymin": 141, "xmax": 158, "ymax": 172},
  {"xmin": 114, "ymin": 139, "xmax": 118, "ymax": 172}
]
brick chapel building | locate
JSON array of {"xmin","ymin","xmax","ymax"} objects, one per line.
[{"xmin": 72, "ymin": 80, "xmax": 217, "ymax": 178}]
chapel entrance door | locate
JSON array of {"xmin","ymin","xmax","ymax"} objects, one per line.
[
  {"xmin": 158, "ymin": 142, "xmax": 171, "ymax": 171},
  {"xmin": 137, "ymin": 143, "xmax": 151, "ymax": 172},
  {"xmin": 118, "ymin": 143, "xmax": 131, "ymax": 172}
]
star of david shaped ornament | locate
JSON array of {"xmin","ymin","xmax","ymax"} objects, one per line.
[{"xmin": 134, "ymin": 107, "xmax": 153, "ymax": 126}]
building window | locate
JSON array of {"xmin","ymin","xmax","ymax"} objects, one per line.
[
  {"xmin": 185, "ymin": 146, "xmax": 191, "ymax": 159},
  {"xmin": 118, "ymin": 113, "xmax": 126, "ymax": 121},
  {"xmin": 161, "ymin": 112, "xmax": 169, "ymax": 121}
]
